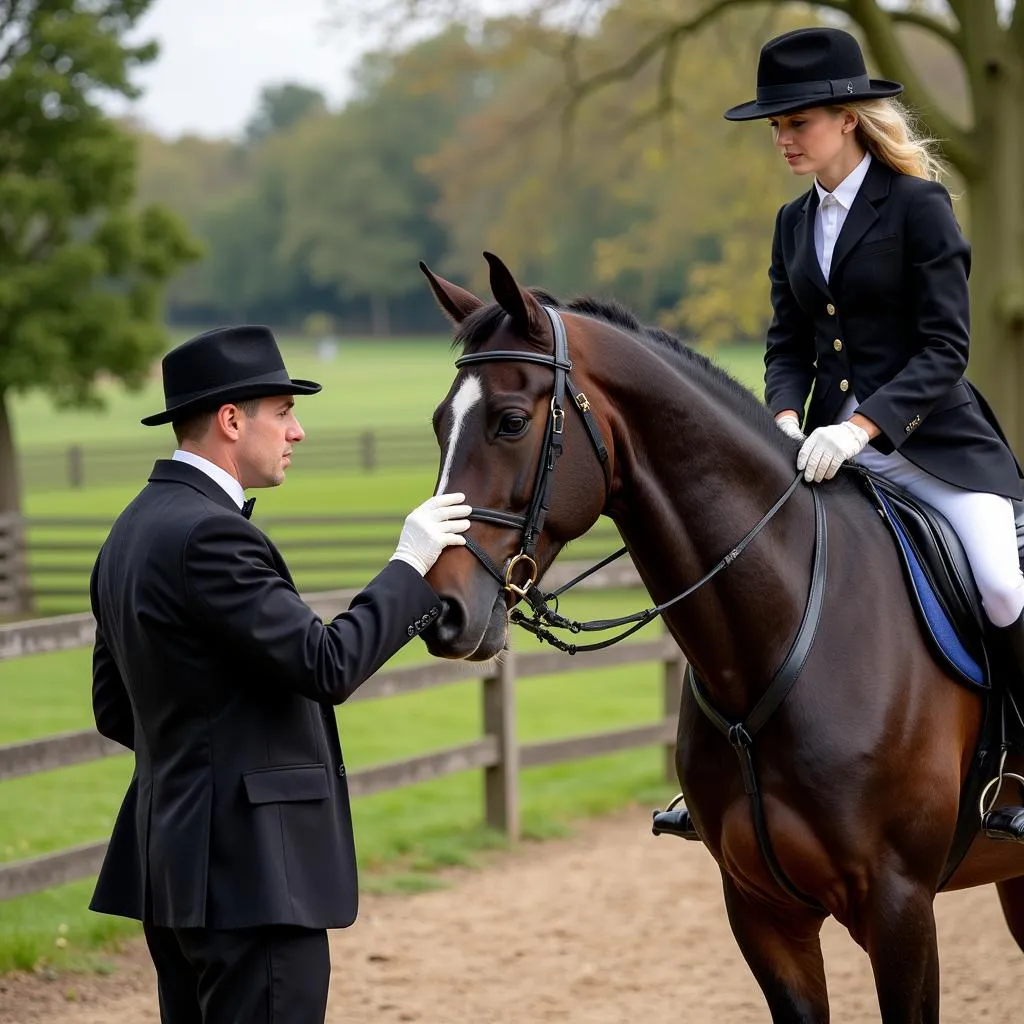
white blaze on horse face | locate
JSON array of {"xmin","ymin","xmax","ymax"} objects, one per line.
[{"xmin": 436, "ymin": 374, "xmax": 483, "ymax": 495}]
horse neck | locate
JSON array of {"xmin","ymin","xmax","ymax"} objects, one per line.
[{"xmin": 590, "ymin": 335, "xmax": 815, "ymax": 718}]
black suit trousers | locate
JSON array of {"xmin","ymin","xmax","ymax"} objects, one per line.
[{"xmin": 143, "ymin": 923, "xmax": 330, "ymax": 1024}]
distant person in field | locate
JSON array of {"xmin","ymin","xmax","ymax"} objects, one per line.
[{"xmin": 88, "ymin": 324, "xmax": 470, "ymax": 1024}]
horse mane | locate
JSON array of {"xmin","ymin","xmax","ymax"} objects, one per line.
[{"xmin": 454, "ymin": 290, "xmax": 792, "ymax": 456}]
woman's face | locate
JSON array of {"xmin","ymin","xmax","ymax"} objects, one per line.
[{"xmin": 769, "ymin": 107, "xmax": 854, "ymax": 177}]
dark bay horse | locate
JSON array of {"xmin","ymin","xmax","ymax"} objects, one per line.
[{"xmin": 419, "ymin": 252, "xmax": 1024, "ymax": 1021}]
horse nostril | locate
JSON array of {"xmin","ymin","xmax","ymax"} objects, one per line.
[{"xmin": 434, "ymin": 596, "xmax": 467, "ymax": 645}]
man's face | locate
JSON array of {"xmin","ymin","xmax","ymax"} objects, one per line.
[{"xmin": 236, "ymin": 395, "xmax": 304, "ymax": 489}]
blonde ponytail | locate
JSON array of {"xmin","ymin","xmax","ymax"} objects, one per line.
[{"xmin": 835, "ymin": 98, "xmax": 947, "ymax": 182}]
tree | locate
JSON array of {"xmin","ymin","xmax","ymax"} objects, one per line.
[
  {"xmin": 278, "ymin": 29, "xmax": 485, "ymax": 334},
  {"xmin": 358, "ymin": 0, "xmax": 1024, "ymax": 452},
  {"xmin": 412, "ymin": 9, "xmax": 798, "ymax": 334},
  {"xmin": 244, "ymin": 83, "xmax": 327, "ymax": 144},
  {"xmin": 195, "ymin": 132, "xmax": 325, "ymax": 324},
  {"xmin": 0, "ymin": 1, "xmax": 200, "ymax": 610}
]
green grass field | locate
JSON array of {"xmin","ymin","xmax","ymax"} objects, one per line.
[
  {"xmin": 10, "ymin": 336, "xmax": 466, "ymax": 452},
  {"xmin": 11, "ymin": 336, "xmax": 767, "ymax": 459},
  {"xmin": 0, "ymin": 337, "xmax": 765, "ymax": 974}
]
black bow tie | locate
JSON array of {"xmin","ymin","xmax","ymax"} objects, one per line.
[{"xmin": 241, "ymin": 497, "xmax": 256, "ymax": 519}]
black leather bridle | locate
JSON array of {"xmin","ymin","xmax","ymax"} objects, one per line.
[
  {"xmin": 452, "ymin": 306, "xmax": 611, "ymax": 602},
  {"xmin": 451, "ymin": 305, "xmax": 811, "ymax": 657}
]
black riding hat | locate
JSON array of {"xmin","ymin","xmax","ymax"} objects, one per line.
[
  {"xmin": 141, "ymin": 325, "xmax": 321, "ymax": 427},
  {"xmin": 724, "ymin": 27, "xmax": 903, "ymax": 122}
]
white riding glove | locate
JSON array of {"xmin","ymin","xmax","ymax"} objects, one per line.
[
  {"xmin": 775, "ymin": 414, "xmax": 805, "ymax": 442},
  {"xmin": 390, "ymin": 493, "xmax": 472, "ymax": 576},
  {"xmin": 796, "ymin": 421, "xmax": 870, "ymax": 483}
]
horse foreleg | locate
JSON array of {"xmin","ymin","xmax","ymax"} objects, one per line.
[
  {"xmin": 996, "ymin": 876, "xmax": 1024, "ymax": 952},
  {"xmin": 860, "ymin": 870, "xmax": 940, "ymax": 1023},
  {"xmin": 721, "ymin": 872, "xmax": 830, "ymax": 1023}
]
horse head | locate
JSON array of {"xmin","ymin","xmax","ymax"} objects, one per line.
[{"xmin": 420, "ymin": 253, "xmax": 612, "ymax": 660}]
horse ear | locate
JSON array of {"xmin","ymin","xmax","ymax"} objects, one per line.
[
  {"xmin": 483, "ymin": 251, "xmax": 545, "ymax": 337},
  {"xmin": 419, "ymin": 262, "xmax": 485, "ymax": 324}
]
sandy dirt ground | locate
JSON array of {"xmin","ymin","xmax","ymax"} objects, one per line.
[{"xmin": 3, "ymin": 808, "xmax": 1023, "ymax": 1023}]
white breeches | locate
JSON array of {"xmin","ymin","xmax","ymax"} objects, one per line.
[{"xmin": 850, "ymin": 437, "xmax": 1024, "ymax": 628}]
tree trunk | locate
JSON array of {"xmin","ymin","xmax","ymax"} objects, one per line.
[
  {"xmin": 0, "ymin": 391, "xmax": 30, "ymax": 616},
  {"xmin": 960, "ymin": 28, "xmax": 1024, "ymax": 458},
  {"xmin": 370, "ymin": 293, "xmax": 390, "ymax": 337}
]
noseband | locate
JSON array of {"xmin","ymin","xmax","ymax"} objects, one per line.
[{"xmin": 453, "ymin": 306, "xmax": 612, "ymax": 599}]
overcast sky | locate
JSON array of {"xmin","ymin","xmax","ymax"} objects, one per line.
[{"xmin": 108, "ymin": 0, "xmax": 376, "ymax": 139}]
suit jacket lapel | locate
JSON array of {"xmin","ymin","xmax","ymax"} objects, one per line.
[
  {"xmin": 794, "ymin": 187, "xmax": 832, "ymax": 299},
  {"xmin": 829, "ymin": 158, "xmax": 892, "ymax": 279},
  {"xmin": 149, "ymin": 459, "xmax": 243, "ymax": 516}
]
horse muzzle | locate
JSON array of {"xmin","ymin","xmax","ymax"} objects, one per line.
[{"xmin": 422, "ymin": 591, "xmax": 508, "ymax": 661}]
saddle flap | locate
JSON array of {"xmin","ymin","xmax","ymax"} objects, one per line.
[{"xmin": 858, "ymin": 471, "xmax": 989, "ymax": 689}]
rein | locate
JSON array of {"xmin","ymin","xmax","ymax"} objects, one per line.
[{"xmin": 511, "ymin": 473, "xmax": 804, "ymax": 654}]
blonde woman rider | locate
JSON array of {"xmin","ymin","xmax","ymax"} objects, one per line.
[{"xmin": 726, "ymin": 27, "xmax": 1024, "ymax": 842}]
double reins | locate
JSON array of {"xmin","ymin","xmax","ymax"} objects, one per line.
[{"xmin": 453, "ymin": 306, "xmax": 804, "ymax": 654}]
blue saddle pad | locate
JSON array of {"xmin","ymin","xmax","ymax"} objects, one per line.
[{"xmin": 876, "ymin": 490, "xmax": 986, "ymax": 689}]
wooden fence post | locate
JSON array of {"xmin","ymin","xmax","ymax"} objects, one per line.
[
  {"xmin": 662, "ymin": 650, "xmax": 685, "ymax": 784},
  {"xmin": 482, "ymin": 650, "xmax": 519, "ymax": 839},
  {"xmin": 0, "ymin": 513, "xmax": 29, "ymax": 617},
  {"xmin": 360, "ymin": 431, "xmax": 377, "ymax": 472},
  {"xmin": 68, "ymin": 445, "xmax": 84, "ymax": 488}
]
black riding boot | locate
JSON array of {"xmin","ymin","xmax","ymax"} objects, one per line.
[{"xmin": 982, "ymin": 607, "xmax": 1024, "ymax": 842}]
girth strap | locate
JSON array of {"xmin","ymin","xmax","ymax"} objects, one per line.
[{"xmin": 688, "ymin": 485, "xmax": 828, "ymax": 911}]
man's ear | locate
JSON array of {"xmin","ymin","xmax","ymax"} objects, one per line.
[{"xmin": 215, "ymin": 403, "xmax": 243, "ymax": 439}]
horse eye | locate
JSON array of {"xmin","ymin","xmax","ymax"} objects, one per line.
[{"xmin": 498, "ymin": 413, "xmax": 529, "ymax": 437}]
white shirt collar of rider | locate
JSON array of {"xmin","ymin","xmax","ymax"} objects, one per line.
[{"xmin": 815, "ymin": 150, "xmax": 872, "ymax": 209}]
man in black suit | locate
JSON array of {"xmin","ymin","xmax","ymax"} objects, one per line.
[{"xmin": 89, "ymin": 325, "xmax": 471, "ymax": 1023}]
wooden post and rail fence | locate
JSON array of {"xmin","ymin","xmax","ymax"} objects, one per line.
[
  {"xmin": 0, "ymin": 570, "xmax": 686, "ymax": 904},
  {"xmin": 0, "ymin": 513, "xmax": 626, "ymax": 617},
  {"xmin": 20, "ymin": 428, "xmax": 438, "ymax": 492}
]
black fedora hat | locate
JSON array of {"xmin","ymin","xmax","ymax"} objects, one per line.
[
  {"xmin": 141, "ymin": 325, "xmax": 321, "ymax": 427},
  {"xmin": 724, "ymin": 27, "xmax": 902, "ymax": 122}
]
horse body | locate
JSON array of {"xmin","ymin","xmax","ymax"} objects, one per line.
[{"xmin": 420, "ymin": 254, "xmax": 1024, "ymax": 1021}]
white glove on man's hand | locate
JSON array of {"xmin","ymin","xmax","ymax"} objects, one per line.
[
  {"xmin": 775, "ymin": 414, "xmax": 805, "ymax": 442},
  {"xmin": 390, "ymin": 493, "xmax": 472, "ymax": 576},
  {"xmin": 796, "ymin": 421, "xmax": 870, "ymax": 483}
]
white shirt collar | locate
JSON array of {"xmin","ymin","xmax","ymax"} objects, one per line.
[
  {"xmin": 172, "ymin": 449, "xmax": 245, "ymax": 509},
  {"xmin": 815, "ymin": 151, "xmax": 872, "ymax": 209}
]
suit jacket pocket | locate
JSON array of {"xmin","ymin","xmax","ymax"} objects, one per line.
[
  {"xmin": 242, "ymin": 763, "xmax": 330, "ymax": 804},
  {"xmin": 850, "ymin": 233, "xmax": 898, "ymax": 257},
  {"xmin": 929, "ymin": 380, "xmax": 972, "ymax": 416}
]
